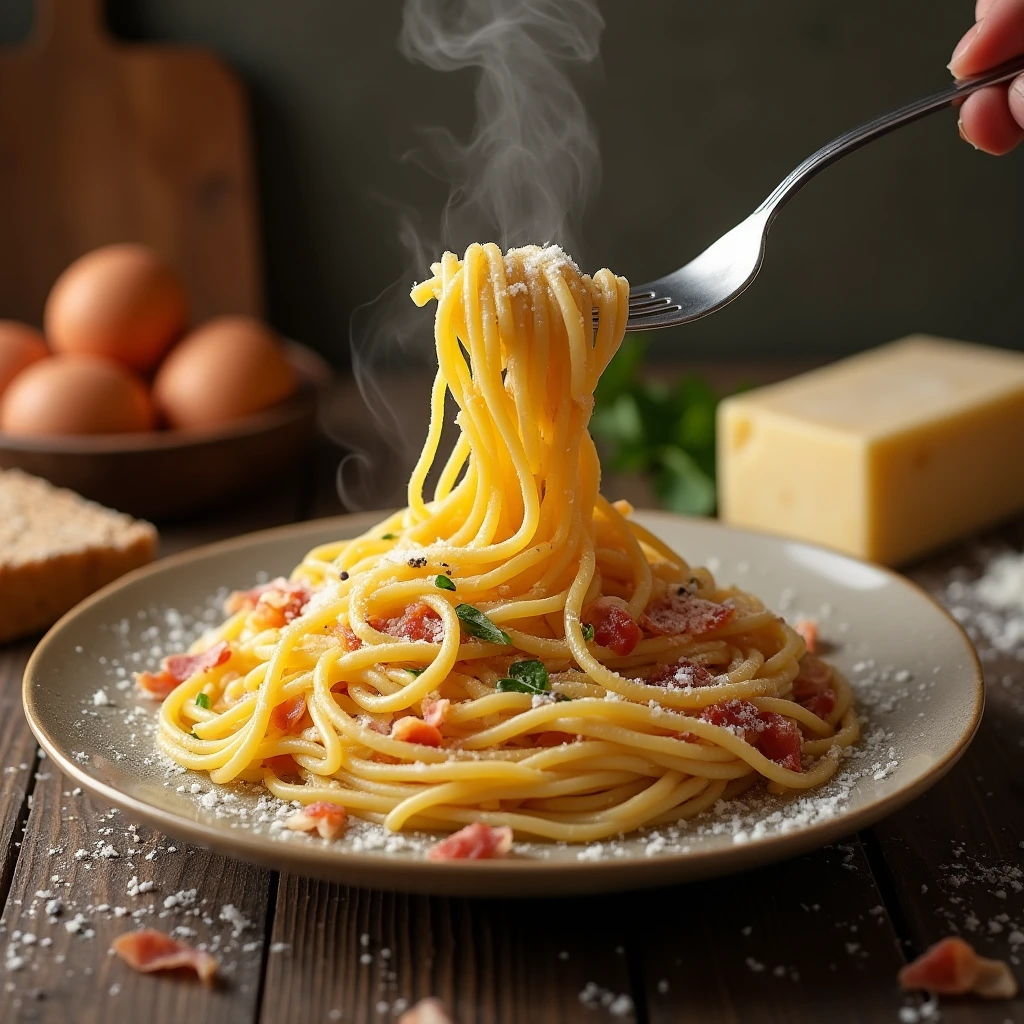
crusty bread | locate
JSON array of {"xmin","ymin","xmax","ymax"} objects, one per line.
[{"xmin": 0, "ymin": 469, "xmax": 157, "ymax": 642}]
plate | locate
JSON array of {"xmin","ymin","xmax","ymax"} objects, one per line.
[
  {"xmin": 22, "ymin": 510, "xmax": 983, "ymax": 897},
  {"xmin": 0, "ymin": 342, "xmax": 331, "ymax": 521}
]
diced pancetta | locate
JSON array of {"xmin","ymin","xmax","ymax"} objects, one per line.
[
  {"xmin": 795, "ymin": 618, "xmax": 818, "ymax": 654},
  {"xmin": 226, "ymin": 578, "xmax": 311, "ymax": 629},
  {"xmin": 391, "ymin": 717, "xmax": 444, "ymax": 747},
  {"xmin": 135, "ymin": 641, "xmax": 231, "ymax": 700},
  {"xmin": 698, "ymin": 700, "xmax": 803, "ymax": 772},
  {"xmin": 372, "ymin": 603, "xmax": 444, "ymax": 643},
  {"xmin": 271, "ymin": 695, "xmax": 307, "ymax": 733},
  {"xmin": 640, "ymin": 586, "xmax": 735, "ymax": 638},
  {"xmin": 285, "ymin": 801, "xmax": 348, "ymax": 840},
  {"xmin": 421, "ymin": 696, "xmax": 450, "ymax": 729},
  {"xmin": 792, "ymin": 654, "xmax": 837, "ymax": 720},
  {"xmin": 646, "ymin": 658, "xmax": 716, "ymax": 688},
  {"xmin": 581, "ymin": 597, "xmax": 642, "ymax": 656},
  {"xmin": 898, "ymin": 937, "xmax": 1018, "ymax": 999},
  {"xmin": 112, "ymin": 929, "xmax": 218, "ymax": 984},
  {"xmin": 428, "ymin": 822, "xmax": 513, "ymax": 862}
]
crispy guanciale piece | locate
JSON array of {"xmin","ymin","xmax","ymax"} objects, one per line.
[
  {"xmin": 646, "ymin": 657, "xmax": 716, "ymax": 688},
  {"xmin": 795, "ymin": 618, "xmax": 818, "ymax": 654},
  {"xmin": 112, "ymin": 929, "xmax": 218, "ymax": 984},
  {"xmin": 699, "ymin": 699, "xmax": 803, "ymax": 772},
  {"xmin": 421, "ymin": 696, "xmax": 450, "ymax": 729},
  {"xmin": 898, "ymin": 937, "xmax": 1018, "ymax": 999},
  {"xmin": 271, "ymin": 695, "xmax": 307, "ymax": 733},
  {"xmin": 285, "ymin": 801, "xmax": 348, "ymax": 840},
  {"xmin": 398, "ymin": 998, "xmax": 456, "ymax": 1024},
  {"xmin": 372, "ymin": 602, "xmax": 444, "ymax": 643},
  {"xmin": 391, "ymin": 716, "xmax": 444, "ymax": 747},
  {"xmin": 792, "ymin": 654, "xmax": 836, "ymax": 720},
  {"xmin": 428, "ymin": 822, "xmax": 514, "ymax": 862},
  {"xmin": 226, "ymin": 577, "xmax": 311, "ymax": 629},
  {"xmin": 640, "ymin": 586, "xmax": 735, "ymax": 638},
  {"xmin": 135, "ymin": 640, "xmax": 231, "ymax": 700},
  {"xmin": 582, "ymin": 597, "xmax": 642, "ymax": 656}
]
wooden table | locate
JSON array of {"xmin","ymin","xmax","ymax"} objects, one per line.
[{"xmin": 1, "ymin": 376, "xmax": 1022, "ymax": 1023}]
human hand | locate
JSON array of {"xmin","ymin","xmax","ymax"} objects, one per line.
[{"xmin": 949, "ymin": 0, "xmax": 1024, "ymax": 153}]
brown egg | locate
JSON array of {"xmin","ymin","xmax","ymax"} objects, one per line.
[
  {"xmin": 0, "ymin": 321, "xmax": 49, "ymax": 397},
  {"xmin": 45, "ymin": 244, "xmax": 188, "ymax": 373},
  {"xmin": 153, "ymin": 316, "xmax": 298, "ymax": 430},
  {"xmin": 0, "ymin": 355, "xmax": 155, "ymax": 436}
]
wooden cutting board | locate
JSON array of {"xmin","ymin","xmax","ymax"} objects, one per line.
[{"xmin": 0, "ymin": 0, "xmax": 261, "ymax": 326}]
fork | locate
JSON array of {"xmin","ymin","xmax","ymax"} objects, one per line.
[{"xmin": 621, "ymin": 53, "xmax": 1024, "ymax": 332}]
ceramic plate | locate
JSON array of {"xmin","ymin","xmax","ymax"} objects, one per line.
[{"xmin": 22, "ymin": 511, "xmax": 983, "ymax": 897}]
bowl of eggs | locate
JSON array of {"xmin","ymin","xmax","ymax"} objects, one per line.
[{"xmin": 0, "ymin": 244, "xmax": 330, "ymax": 520}]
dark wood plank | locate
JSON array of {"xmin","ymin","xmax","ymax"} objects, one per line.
[
  {"xmin": 0, "ymin": 462, "xmax": 311, "ymax": 1021},
  {"xmin": 261, "ymin": 879, "xmax": 637, "ymax": 1024},
  {"xmin": 0, "ymin": 643, "xmax": 38, "ymax": 906},
  {"xmin": 634, "ymin": 842, "xmax": 911, "ymax": 1022},
  {"xmin": 0, "ymin": 779, "xmax": 271, "ymax": 1023},
  {"xmin": 869, "ymin": 525, "xmax": 1024, "ymax": 1022}
]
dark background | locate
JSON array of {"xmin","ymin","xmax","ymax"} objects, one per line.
[{"xmin": 1, "ymin": 0, "xmax": 1020, "ymax": 366}]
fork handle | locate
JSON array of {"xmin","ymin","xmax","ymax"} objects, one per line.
[{"xmin": 757, "ymin": 53, "xmax": 1024, "ymax": 218}]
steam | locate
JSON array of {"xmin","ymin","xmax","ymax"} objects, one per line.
[
  {"xmin": 399, "ymin": 0, "xmax": 604, "ymax": 253},
  {"xmin": 336, "ymin": 0, "xmax": 605, "ymax": 510}
]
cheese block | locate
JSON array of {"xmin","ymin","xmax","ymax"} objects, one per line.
[
  {"xmin": 717, "ymin": 336, "xmax": 1024, "ymax": 566},
  {"xmin": 0, "ymin": 469, "xmax": 158, "ymax": 642}
]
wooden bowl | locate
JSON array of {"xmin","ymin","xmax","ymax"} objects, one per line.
[{"xmin": 0, "ymin": 342, "xmax": 331, "ymax": 521}]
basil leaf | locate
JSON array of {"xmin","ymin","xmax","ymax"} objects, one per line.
[
  {"xmin": 455, "ymin": 603, "xmax": 511, "ymax": 645},
  {"xmin": 381, "ymin": 532, "xmax": 397, "ymax": 540},
  {"xmin": 406, "ymin": 667, "xmax": 426, "ymax": 677},
  {"xmin": 496, "ymin": 677, "xmax": 546, "ymax": 696},
  {"xmin": 190, "ymin": 729, "xmax": 199, "ymax": 739},
  {"xmin": 195, "ymin": 692, "xmax": 211, "ymax": 709},
  {"xmin": 434, "ymin": 575, "xmax": 456, "ymax": 591},
  {"xmin": 582, "ymin": 623, "xmax": 595, "ymax": 642},
  {"xmin": 508, "ymin": 659, "xmax": 548, "ymax": 691}
]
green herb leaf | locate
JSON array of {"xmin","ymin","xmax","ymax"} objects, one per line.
[
  {"xmin": 456, "ymin": 603, "xmax": 511, "ymax": 645},
  {"xmin": 190, "ymin": 729, "xmax": 199, "ymax": 739},
  {"xmin": 496, "ymin": 676, "xmax": 547, "ymax": 696},
  {"xmin": 381, "ymin": 532, "xmax": 397, "ymax": 540},
  {"xmin": 508, "ymin": 660, "xmax": 549, "ymax": 691},
  {"xmin": 653, "ymin": 445, "xmax": 717, "ymax": 516},
  {"xmin": 582, "ymin": 623, "xmax": 595, "ymax": 642},
  {"xmin": 434, "ymin": 575, "xmax": 456, "ymax": 591},
  {"xmin": 406, "ymin": 667, "xmax": 426, "ymax": 677},
  {"xmin": 195, "ymin": 692, "xmax": 211, "ymax": 709}
]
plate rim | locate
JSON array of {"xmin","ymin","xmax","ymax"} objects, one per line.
[{"xmin": 22, "ymin": 510, "xmax": 986, "ymax": 895}]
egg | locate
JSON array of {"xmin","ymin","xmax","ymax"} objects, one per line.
[
  {"xmin": 153, "ymin": 316, "xmax": 298, "ymax": 430},
  {"xmin": 0, "ymin": 355, "xmax": 155, "ymax": 436},
  {"xmin": 45, "ymin": 244, "xmax": 188, "ymax": 373},
  {"xmin": 0, "ymin": 321, "xmax": 49, "ymax": 397}
]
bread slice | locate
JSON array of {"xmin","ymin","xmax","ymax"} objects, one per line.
[{"xmin": 0, "ymin": 469, "xmax": 158, "ymax": 642}]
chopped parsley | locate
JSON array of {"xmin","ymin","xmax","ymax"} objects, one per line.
[
  {"xmin": 381, "ymin": 532, "xmax": 397, "ymax": 540},
  {"xmin": 455, "ymin": 603, "xmax": 511, "ymax": 645},
  {"xmin": 194, "ymin": 692, "xmax": 211, "ymax": 709},
  {"xmin": 582, "ymin": 623, "xmax": 595, "ymax": 642},
  {"xmin": 406, "ymin": 667, "xmax": 427, "ymax": 677},
  {"xmin": 434, "ymin": 575, "xmax": 456, "ymax": 591}
]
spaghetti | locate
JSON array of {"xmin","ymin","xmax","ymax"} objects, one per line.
[{"xmin": 150, "ymin": 243, "xmax": 859, "ymax": 844}]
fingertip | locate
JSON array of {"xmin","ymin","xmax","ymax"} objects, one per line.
[
  {"xmin": 959, "ymin": 87, "xmax": 1024, "ymax": 154},
  {"xmin": 1010, "ymin": 73, "xmax": 1024, "ymax": 129}
]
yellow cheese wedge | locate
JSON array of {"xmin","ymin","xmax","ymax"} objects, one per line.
[{"xmin": 717, "ymin": 335, "xmax": 1024, "ymax": 566}]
